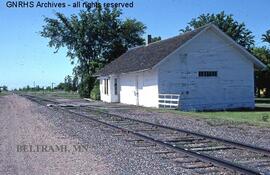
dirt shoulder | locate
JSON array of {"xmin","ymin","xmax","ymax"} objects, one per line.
[{"xmin": 0, "ymin": 94, "xmax": 108, "ymax": 175}]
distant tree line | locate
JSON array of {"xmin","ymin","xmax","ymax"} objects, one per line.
[
  {"xmin": 0, "ymin": 85, "xmax": 8, "ymax": 93},
  {"xmin": 40, "ymin": 9, "xmax": 270, "ymax": 99},
  {"xmin": 17, "ymin": 85, "xmax": 52, "ymax": 92},
  {"xmin": 16, "ymin": 75, "xmax": 78, "ymax": 92},
  {"xmin": 54, "ymin": 75, "xmax": 78, "ymax": 92}
]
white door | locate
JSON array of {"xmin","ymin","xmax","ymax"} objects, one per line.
[
  {"xmin": 135, "ymin": 75, "xmax": 139, "ymax": 105},
  {"xmin": 137, "ymin": 75, "xmax": 144, "ymax": 106}
]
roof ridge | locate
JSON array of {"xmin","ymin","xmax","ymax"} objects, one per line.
[{"xmin": 144, "ymin": 23, "xmax": 211, "ymax": 47}]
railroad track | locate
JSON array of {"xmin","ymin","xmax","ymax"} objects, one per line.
[{"xmin": 21, "ymin": 94, "xmax": 270, "ymax": 175}]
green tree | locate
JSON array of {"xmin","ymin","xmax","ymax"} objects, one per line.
[
  {"xmin": 46, "ymin": 86, "xmax": 52, "ymax": 91},
  {"xmin": 41, "ymin": 7, "xmax": 146, "ymax": 97},
  {"xmin": 180, "ymin": 11, "xmax": 254, "ymax": 49},
  {"xmin": 55, "ymin": 75, "xmax": 78, "ymax": 92},
  {"xmin": 90, "ymin": 81, "xmax": 100, "ymax": 100},
  {"xmin": 26, "ymin": 85, "xmax": 30, "ymax": 91},
  {"xmin": 2, "ymin": 85, "xmax": 8, "ymax": 91},
  {"xmin": 252, "ymin": 47, "xmax": 270, "ymax": 97},
  {"xmin": 55, "ymin": 83, "xmax": 65, "ymax": 90},
  {"xmin": 151, "ymin": 36, "xmax": 161, "ymax": 43},
  {"xmin": 252, "ymin": 47, "xmax": 270, "ymax": 67},
  {"xmin": 34, "ymin": 85, "xmax": 41, "ymax": 91},
  {"xmin": 64, "ymin": 75, "xmax": 73, "ymax": 92},
  {"xmin": 72, "ymin": 75, "xmax": 78, "ymax": 91},
  {"xmin": 262, "ymin": 30, "xmax": 270, "ymax": 44}
]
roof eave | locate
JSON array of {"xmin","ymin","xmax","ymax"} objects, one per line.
[{"xmin": 253, "ymin": 60, "xmax": 268, "ymax": 70}]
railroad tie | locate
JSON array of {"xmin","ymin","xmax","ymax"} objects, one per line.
[{"xmin": 181, "ymin": 162, "xmax": 213, "ymax": 169}]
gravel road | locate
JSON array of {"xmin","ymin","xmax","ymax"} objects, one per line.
[
  {"xmin": 0, "ymin": 95, "xmax": 189, "ymax": 175},
  {"xmin": 0, "ymin": 95, "xmax": 108, "ymax": 175}
]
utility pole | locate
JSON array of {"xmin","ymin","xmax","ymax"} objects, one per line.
[{"xmin": 51, "ymin": 82, "xmax": 55, "ymax": 91}]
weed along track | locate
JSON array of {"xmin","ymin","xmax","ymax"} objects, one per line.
[{"xmin": 21, "ymin": 94, "xmax": 270, "ymax": 175}]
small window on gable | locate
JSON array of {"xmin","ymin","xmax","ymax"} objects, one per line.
[{"xmin": 198, "ymin": 71, "xmax": 218, "ymax": 77}]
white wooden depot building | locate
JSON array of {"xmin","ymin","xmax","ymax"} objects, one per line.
[{"xmin": 95, "ymin": 24, "xmax": 266, "ymax": 111}]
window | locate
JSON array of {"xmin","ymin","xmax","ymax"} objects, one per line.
[
  {"xmin": 114, "ymin": 78, "xmax": 117, "ymax": 95},
  {"xmin": 198, "ymin": 71, "xmax": 218, "ymax": 77},
  {"xmin": 104, "ymin": 79, "xmax": 109, "ymax": 95}
]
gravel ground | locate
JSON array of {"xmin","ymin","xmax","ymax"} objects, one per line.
[
  {"xmin": 41, "ymin": 96, "xmax": 270, "ymax": 149},
  {"xmin": 0, "ymin": 94, "xmax": 192, "ymax": 175},
  {"xmin": 0, "ymin": 95, "xmax": 108, "ymax": 175},
  {"xmin": 106, "ymin": 105, "xmax": 270, "ymax": 150}
]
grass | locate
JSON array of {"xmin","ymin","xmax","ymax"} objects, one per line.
[
  {"xmin": 0, "ymin": 91, "xmax": 9, "ymax": 96},
  {"xmin": 24, "ymin": 91, "xmax": 80, "ymax": 99},
  {"xmin": 155, "ymin": 99, "xmax": 270, "ymax": 127}
]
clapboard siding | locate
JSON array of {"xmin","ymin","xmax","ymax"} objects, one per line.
[
  {"xmin": 99, "ymin": 25, "xmax": 263, "ymax": 111},
  {"xmin": 158, "ymin": 28, "xmax": 254, "ymax": 110},
  {"xmin": 119, "ymin": 69, "xmax": 158, "ymax": 107}
]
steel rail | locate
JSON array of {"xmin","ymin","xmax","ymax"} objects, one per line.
[
  {"xmin": 62, "ymin": 107, "xmax": 262, "ymax": 175},
  {"xmin": 21, "ymin": 94, "xmax": 268, "ymax": 174},
  {"xmin": 85, "ymin": 106, "xmax": 270, "ymax": 156},
  {"xmin": 21, "ymin": 94, "xmax": 270, "ymax": 155}
]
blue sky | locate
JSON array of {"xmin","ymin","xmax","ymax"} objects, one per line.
[{"xmin": 0, "ymin": 0, "xmax": 269, "ymax": 89}]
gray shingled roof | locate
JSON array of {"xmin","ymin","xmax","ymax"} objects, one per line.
[{"xmin": 95, "ymin": 26, "xmax": 207, "ymax": 76}]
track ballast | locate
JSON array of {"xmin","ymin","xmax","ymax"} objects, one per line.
[{"xmin": 21, "ymin": 94, "xmax": 270, "ymax": 175}]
